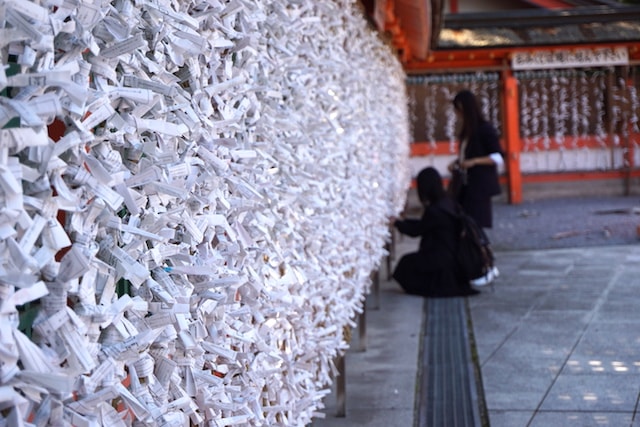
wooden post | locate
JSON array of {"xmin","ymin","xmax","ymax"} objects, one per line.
[
  {"xmin": 358, "ymin": 308, "xmax": 367, "ymax": 352},
  {"xmin": 371, "ymin": 268, "xmax": 380, "ymax": 310},
  {"xmin": 335, "ymin": 354, "xmax": 346, "ymax": 417},
  {"xmin": 502, "ymin": 72, "xmax": 523, "ymax": 204}
]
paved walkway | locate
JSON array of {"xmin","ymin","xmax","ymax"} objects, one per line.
[
  {"xmin": 312, "ymin": 228, "xmax": 640, "ymax": 426},
  {"xmin": 472, "ymin": 244, "xmax": 640, "ymax": 426},
  {"xmin": 311, "ymin": 234, "xmax": 423, "ymax": 427}
]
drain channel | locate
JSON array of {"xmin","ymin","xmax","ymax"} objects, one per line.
[{"xmin": 416, "ymin": 297, "xmax": 483, "ymax": 427}]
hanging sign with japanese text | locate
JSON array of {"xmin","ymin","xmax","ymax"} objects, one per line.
[{"xmin": 512, "ymin": 47, "xmax": 629, "ymax": 70}]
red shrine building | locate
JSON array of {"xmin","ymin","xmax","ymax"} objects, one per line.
[{"xmin": 362, "ymin": 0, "xmax": 640, "ymax": 203}]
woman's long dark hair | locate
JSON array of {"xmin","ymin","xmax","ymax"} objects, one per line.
[
  {"xmin": 416, "ymin": 167, "xmax": 446, "ymax": 205},
  {"xmin": 453, "ymin": 90, "xmax": 486, "ymax": 142}
]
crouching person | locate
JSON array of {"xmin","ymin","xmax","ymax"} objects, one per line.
[{"xmin": 392, "ymin": 167, "xmax": 479, "ymax": 297}]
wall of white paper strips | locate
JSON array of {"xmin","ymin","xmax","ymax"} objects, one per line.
[{"xmin": 0, "ymin": 0, "xmax": 410, "ymax": 425}]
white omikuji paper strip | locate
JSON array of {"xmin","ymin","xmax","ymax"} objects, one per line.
[{"xmin": 0, "ymin": 0, "xmax": 410, "ymax": 425}]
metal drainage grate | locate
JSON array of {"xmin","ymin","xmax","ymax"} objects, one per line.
[{"xmin": 416, "ymin": 298, "xmax": 482, "ymax": 427}]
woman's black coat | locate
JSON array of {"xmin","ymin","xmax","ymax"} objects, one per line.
[
  {"xmin": 392, "ymin": 198, "xmax": 476, "ymax": 297},
  {"xmin": 459, "ymin": 121, "xmax": 503, "ymax": 228}
]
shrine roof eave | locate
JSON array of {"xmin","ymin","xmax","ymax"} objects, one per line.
[
  {"xmin": 436, "ymin": 21, "xmax": 640, "ymax": 51},
  {"xmin": 403, "ymin": 4, "xmax": 640, "ymax": 72},
  {"xmin": 443, "ymin": 5, "xmax": 640, "ymax": 31}
]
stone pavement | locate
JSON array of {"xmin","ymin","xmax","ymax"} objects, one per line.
[
  {"xmin": 470, "ymin": 244, "xmax": 640, "ymax": 426},
  {"xmin": 311, "ymin": 205, "xmax": 640, "ymax": 426}
]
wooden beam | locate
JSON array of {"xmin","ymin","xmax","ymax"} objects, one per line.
[
  {"xmin": 524, "ymin": 0, "xmax": 576, "ymax": 9},
  {"xmin": 521, "ymin": 170, "xmax": 640, "ymax": 183},
  {"xmin": 395, "ymin": 0, "xmax": 431, "ymax": 60},
  {"xmin": 411, "ymin": 133, "xmax": 640, "ymax": 154},
  {"xmin": 521, "ymin": 135, "xmax": 622, "ymax": 151},
  {"xmin": 410, "ymin": 141, "xmax": 456, "ymax": 156},
  {"xmin": 411, "ymin": 170, "xmax": 640, "ymax": 189}
]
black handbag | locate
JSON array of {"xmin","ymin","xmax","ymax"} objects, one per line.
[{"xmin": 447, "ymin": 167, "xmax": 466, "ymax": 199}]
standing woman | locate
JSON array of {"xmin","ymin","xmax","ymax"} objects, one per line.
[{"xmin": 448, "ymin": 89, "xmax": 504, "ymax": 229}]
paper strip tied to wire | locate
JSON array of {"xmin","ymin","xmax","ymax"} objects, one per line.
[{"xmin": 0, "ymin": 0, "xmax": 410, "ymax": 425}]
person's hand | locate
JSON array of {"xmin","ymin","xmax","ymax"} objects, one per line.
[
  {"xmin": 447, "ymin": 160, "xmax": 459, "ymax": 172},
  {"xmin": 389, "ymin": 215, "xmax": 403, "ymax": 226},
  {"xmin": 461, "ymin": 158, "xmax": 476, "ymax": 169}
]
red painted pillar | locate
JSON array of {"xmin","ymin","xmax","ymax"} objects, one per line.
[
  {"xmin": 502, "ymin": 72, "xmax": 522, "ymax": 204},
  {"xmin": 450, "ymin": 0, "xmax": 458, "ymax": 13}
]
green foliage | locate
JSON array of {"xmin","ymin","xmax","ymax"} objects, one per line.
[
  {"xmin": 116, "ymin": 278, "xmax": 132, "ymax": 297},
  {"xmin": 18, "ymin": 302, "xmax": 39, "ymax": 338},
  {"xmin": 2, "ymin": 57, "xmax": 21, "ymax": 129}
]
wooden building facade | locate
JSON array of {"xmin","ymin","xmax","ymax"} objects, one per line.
[{"xmin": 363, "ymin": 0, "xmax": 640, "ymax": 202}]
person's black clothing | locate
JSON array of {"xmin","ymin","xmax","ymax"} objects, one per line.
[
  {"xmin": 459, "ymin": 121, "xmax": 502, "ymax": 228},
  {"xmin": 392, "ymin": 198, "xmax": 478, "ymax": 297}
]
